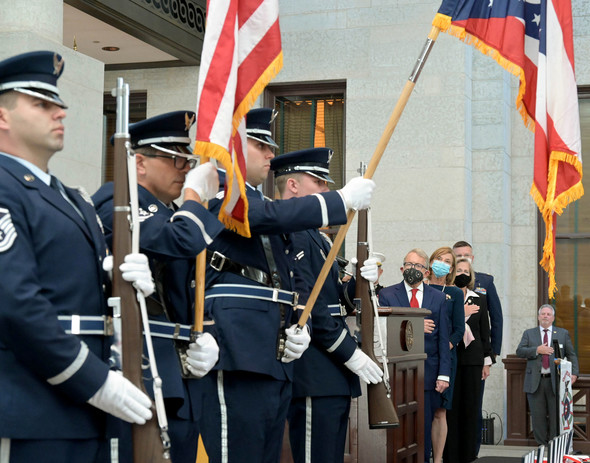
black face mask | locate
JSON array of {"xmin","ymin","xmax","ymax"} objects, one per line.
[
  {"xmin": 403, "ymin": 268, "xmax": 424, "ymax": 286},
  {"xmin": 454, "ymin": 273, "xmax": 471, "ymax": 288}
]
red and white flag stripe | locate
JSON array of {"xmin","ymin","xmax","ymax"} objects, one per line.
[{"xmin": 194, "ymin": 0, "xmax": 282, "ymax": 237}]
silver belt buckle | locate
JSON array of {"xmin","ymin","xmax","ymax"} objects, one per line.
[
  {"xmin": 292, "ymin": 292, "xmax": 299, "ymax": 307},
  {"xmin": 210, "ymin": 251, "xmax": 226, "ymax": 271},
  {"xmin": 340, "ymin": 304, "xmax": 347, "ymax": 316},
  {"xmin": 272, "ymin": 288, "xmax": 279, "ymax": 302},
  {"xmin": 104, "ymin": 315, "xmax": 114, "ymax": 336}
]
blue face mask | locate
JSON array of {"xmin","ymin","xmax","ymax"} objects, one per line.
[{"xmin": 431, "ymin": 260, "xmax": 451, "ymax": 278}]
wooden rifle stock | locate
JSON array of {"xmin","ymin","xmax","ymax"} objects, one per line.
[
  {"xmin": 355, "ymin": 209, "xmax": 399, "ymax": 429},
  {"xmin": 111, "ymin": 79, "xmax": 171, "ymax": 462}
]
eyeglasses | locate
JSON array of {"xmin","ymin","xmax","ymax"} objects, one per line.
[
  {"xmin": 146, "ymin": 154, "xmax": 197, "ymax": 170},
  {"xmin": 403, "ymin": 262, "xmax": 427, "ymax": 271}
]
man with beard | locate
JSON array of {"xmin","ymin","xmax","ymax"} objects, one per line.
[{"xmin": 378, "ymin": 248, "xmax": 450, "ymax": 463}]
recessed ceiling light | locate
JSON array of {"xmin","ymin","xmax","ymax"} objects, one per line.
[{"xmin": 101, "ymin": 46, "xmax": 120, "ymax": 52}]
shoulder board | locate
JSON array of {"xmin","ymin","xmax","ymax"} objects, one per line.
[
  {"xmin": 263, "ymin": 195, "xmax": 272, "ymax": 201},
  {"xmin": 215, "ymin": 191, "xmax": 225, "ymax": 200}
]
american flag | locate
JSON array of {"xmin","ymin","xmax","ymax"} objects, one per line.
[
  {"xmin": 194, "ymin": 0, "xmax": 283, "ymax": 238},
  {"xmin": 434, "ymin": 0, "xmax": 583, "ymax": 296}
]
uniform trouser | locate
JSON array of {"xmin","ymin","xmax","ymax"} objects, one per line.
[
  {"xmin": 0, "ymin": 438, "xmax": 101, "ymax": 463},
  {"xmin": 444, "ymin": 364, "xmax": 482, "ymax": 463},
  {"xmin": 108, "ymin": 414, "xmax": 199, "ymax": 463},
  {"xmin": 199, "ymin": 370, "xmax": 292, "ymax": 463},
  {"xmin": 288, "ymin": 395, "xmax": 351, "ymax": 463},
  {"xmin": 527, "ymin": 376, "xmax": 558, "ymax": 445}
]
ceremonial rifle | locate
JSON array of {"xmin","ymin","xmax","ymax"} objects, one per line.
[
  {"xmin": 110, "ymin": 77, "xmax": 172, "ymax": 462},
  {"xmin": 296, "ymin": 25, "xmax": 442, "ymax": 329},
  {"xmin": 354, "ymin": 165, "xmax": 399, "ymax": 429}
]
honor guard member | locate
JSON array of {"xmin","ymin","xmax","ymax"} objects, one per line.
[
  {"xmin": 92, "ymin": 111, "xmax": 225, "ymax": 463},
  {"xmin": 271, "ymin": 148, "xmax": 383, "ymax": 463},
  {"xmin": 0, "ymin": 51, "xmax": 156, "ymax": 463},
  {"xmin": 198, "ymin": 108, "xmax": 376, "ymax": 463}
]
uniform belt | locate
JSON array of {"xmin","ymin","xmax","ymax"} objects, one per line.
[
  {"xmin": 541, "ymin": 373, "xmax": 551, "ymax": 378},
  {"xmin": 148, "ymin": 320, "xmax": 192, "ymax": 341},
  {"xmin": 207, "ymin": 250, "xmax": 271, "ymax": 287},
  {"xmin": 328, "ymin": 304, "xmax": 347, "ymax": 316},
  {"xmin": 206, "ymin": 284, "xmax": 299, "ymax": 306},
  {"xmin": 58, "ymin": 315, "xmax": 114, "ymax": 336},
  {"xmin": 58, "ymin": 315, "xmax": 193, "ymax": 341}
]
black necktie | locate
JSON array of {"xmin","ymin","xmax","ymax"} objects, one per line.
[
  {"xmin": 49, "ymin": 175, "xmax": 85, "ymax": 221},
  {"xmin": 50, "ymin": 175, "xmax": 62, "ymax": 193}
]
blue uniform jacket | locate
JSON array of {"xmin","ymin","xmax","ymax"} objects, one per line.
[
  {"xmin": 378, "ymin": 281, "xmax": 450, "ymax": 390},
  {"xmin": 0, "ymin": 154, "xmax": 111, "ymax": 439},
  {"xmin": 474, "ymin": 272, "xmax": 503, "ymax": 355},
  {"xmin": 290, "ymin": 229, "xmax": 361, "ymax": 398},
  {"xmin": 205, "ymin": 185, "xmax": 347, "ymax": 381},
  {"xmin": 92, "ymin": 182, "xmax": 224, "ymax": 418}
]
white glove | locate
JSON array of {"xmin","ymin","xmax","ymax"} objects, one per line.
[
  {"xmin": 360, "ymin": 257, "xmax": 379, "ymax": 283},
  {"xmin": 338, "ymin": 177, "xmax": 376, "ymax": 211},
  {"xmin": 344, "ymin": 349, "xmax": 383, "ymax": 384},
  {"xmin": 87, "ymin": 370, "xmax": 153, "ymax": 424},
  {"xmin": 185, "ymin": 333, "xmax": 220, "ymax": 378},
  {"xmin": 183, "ymin": 162, "xmax": 219, "ymax": 202},
  {"xmin": 119, "ymin": 253, "xmax": 155, "ymax": 297},
  {"xmin": 102, "ymin": 255, "xmax": 113, "ymax": 279},
  {"xmin": 281, "ymin": 325, "xmax": 311, "ymax": 363}
]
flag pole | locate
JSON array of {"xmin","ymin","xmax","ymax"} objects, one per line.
[
  {"xmin": 193, "ymin": 155, "xmax": 210, "ymax": 334},
  {"xmin": 297, "ymin": 24, "xmax": 442, "ymax": 329}
]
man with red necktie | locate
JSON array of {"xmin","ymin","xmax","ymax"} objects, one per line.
[
  {"xmin": 516, "ymin": 304, "xmax": 579, "ymax": 445},
  {"xmin": 378, "ymin": 248, "xmax": 450, "ymax": 463}
]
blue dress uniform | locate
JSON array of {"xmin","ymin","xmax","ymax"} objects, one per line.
[
  {"xmin": 199, "ymin": 184, "xmax": 349, "ymax": 462},
  {"xmin": 0, "ymin": 51, "xmax": 115, "ymax": 463},
  {"xmin": 92, "ymin": 111, "xmax": 224, "ymax": 463},
  {"xmin": 288, "ymin": 229, "xmax": 361, "ymax": 463},
  {"xmin": 270, "ymin": 148, "xmax": 362, "ymax": 463}
]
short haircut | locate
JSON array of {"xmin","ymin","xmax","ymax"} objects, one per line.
[
  {"xmin": 135, "ymin": 146, "xmax": 160, "ymax": 157},
  {"xmin": 275, "ymin": 172, "xmax": 305, "ymax": 197},
  {"xmin": 0, "ymin": 91, "xmax": 18, "ymax": 109},
  {"xmin": 455, "ymin": 257, "xmax": 475, "ymax": 290},
  {"xmin": 452, "ymin": 240, "xmax": 472, "ymax": 250},
  {"xmin": 430, "ymin": 246, "xmax": 457, "ymax": 285},
  {"xmin": 538, "ymin": 304, "xmax": 556, "ymax": 316},
  {"xmin": 405, "ymin": 248, "xmax": 429, "ymax": 268}
]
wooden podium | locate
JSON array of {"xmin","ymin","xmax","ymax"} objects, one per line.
[
  {"xmin": 353, "ymin": 307, "xmax": 429, "ymax": 463},
  {"xmin": 281, "ymin": 307, "xmax": 428, "ymax": 462}
]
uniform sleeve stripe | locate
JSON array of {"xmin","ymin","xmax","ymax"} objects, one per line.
[
  {"xmin": 312, "ymin": 194, "xmax": 329, "ymax": 228},
  {"xmin": 47, "ymin": 342, "xmax": 89, "ymax": 385},
  {"xmin": 171, "ymin": 210, "xmax": 214, "ymax": 245},
  {"xmin": 326, "ymin": 329, "xmax": 347, "ymax": 353}
]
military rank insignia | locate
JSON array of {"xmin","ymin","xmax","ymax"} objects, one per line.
[{"xmin": 0, "ymin": 207, "xmax": 17, "ymax": 252}]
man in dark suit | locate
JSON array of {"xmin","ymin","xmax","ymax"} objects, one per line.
[
  {"xmin": 378, "ymin": 248, "xmax": 450, "ymax": 463},
  {"xmin": 271, "ymin": 147, "xmax": 382, "ymax": 463},
  {"xmin": 516, "ymin": 304, "xmax": 579, "ymax": 445}
]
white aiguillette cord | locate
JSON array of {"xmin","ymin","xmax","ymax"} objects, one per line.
[
  {"xmin": 366, "ymin": 207, "xmax": 392, "ymax": 396},
  {"xmin": 126, "ymin": 145, "xmax": 170, "ymax": 445}
]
